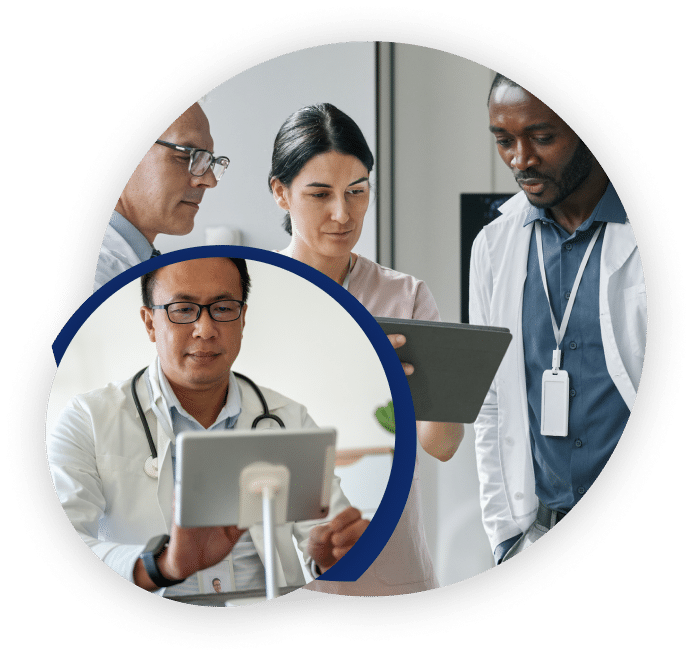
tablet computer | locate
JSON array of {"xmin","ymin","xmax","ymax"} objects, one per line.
[
  {"xmin": 376, "ymin": 317, "xmax": 512, "ymax": 423},
  {"xmin": 175, "ymin": 427, "xmax": 336, "ymax": 528}
]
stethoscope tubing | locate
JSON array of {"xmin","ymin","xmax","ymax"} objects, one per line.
[{"xmin": 131, "ymin": 366, "xmax": 286, "ymax": 464}]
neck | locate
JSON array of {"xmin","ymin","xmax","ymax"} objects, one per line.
[
  {"xmin": 114, "ymin": 200, "xmax": 157, "ymax": 245},
  {"xmin": 287, "ymin": 239, "xmax": 353, "ymax": 285},
  {"xmin": 167, "ymin": 378, "xmax": 229, "ymax": 429}
]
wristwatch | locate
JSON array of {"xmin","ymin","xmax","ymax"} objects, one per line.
[{"xmin": 139, "ymin": 534, "xmax": 186, "ymax": 588}]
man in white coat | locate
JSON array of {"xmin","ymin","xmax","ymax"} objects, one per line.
[
  {"xmin": 49, "ymin": 257, "xmax": 368, "ymax": 594},
  {"xmin": 93, "ymin": 103, "xmax": 229, "ymax": 292},
  {"xmin": 470, "ymin": 75, "xmax": 646, "ymax": 564}
]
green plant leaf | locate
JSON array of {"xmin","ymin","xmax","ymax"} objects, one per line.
[{"xmin": 375, "ymin": 400, "xmax": 396, "ymax": 433}]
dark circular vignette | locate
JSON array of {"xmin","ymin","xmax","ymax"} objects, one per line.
[{"xmin": 9, "ymin": 9, "xmax": 683, "ymax": 646}]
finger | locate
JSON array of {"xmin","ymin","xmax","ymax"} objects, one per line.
[
  {"xmin": 332, "ymin": 519, "xmax": 370, "ymax": 547},
  {"xmin": 329, "ymin": 507, "xmax": 363, "ymax": 533},
  {"xmin": 309, "ymin": 523, "xmax": 334, "ymax": 545},
  {"xmin": 386, "ymin": 335, "xmax": 413, "ymax": 373},
  {"xmin": 332, "ymin": 546, "xmax": 352, "ymax": 560}
]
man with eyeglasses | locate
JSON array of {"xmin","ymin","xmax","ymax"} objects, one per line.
[
  {"xmin": 49, "ymin": 257, "xmax": 368, "ymax": 596},
  {"xmin": 93, "ymin": 103, "xmax": 230, "ymax": 291}
]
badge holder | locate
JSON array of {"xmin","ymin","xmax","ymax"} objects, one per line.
[{"xmin": 541, "ymin": 349, "xmax": 569, "ymax": 437}]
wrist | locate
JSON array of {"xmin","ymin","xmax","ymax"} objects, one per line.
[
  {"xmin": 138, "ymin": 535, "xmax": 187, "ymax": 589},
  {"xmin": 155, "ymin": 548, "xmax": 185, "ymax": 582}
]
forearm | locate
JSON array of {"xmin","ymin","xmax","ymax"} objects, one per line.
[{"xmin": 416, "ymin": 421, "xmax": 464, "ymax": 462}]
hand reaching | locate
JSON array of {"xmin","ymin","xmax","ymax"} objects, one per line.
[{"xmin": 308, "ymin": 507, "xmax": 370, "ymax": 573}]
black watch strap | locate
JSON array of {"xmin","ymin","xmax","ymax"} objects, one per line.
[{"xmin": 139, "ymin": 534, "xmax": 186, "ymax": 588}]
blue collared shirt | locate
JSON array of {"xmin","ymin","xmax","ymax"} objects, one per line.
[
  {"xmin": 109, "ymin": 211, "xmax": 158, "ymax": 262},
  {"xmin": 521, "ymin": 183, "xmax": 631, "ymax": 513}
]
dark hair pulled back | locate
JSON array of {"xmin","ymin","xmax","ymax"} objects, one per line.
[{"xmin": 268, "ymin": 103, "xmax": 374, "ymax": 235}]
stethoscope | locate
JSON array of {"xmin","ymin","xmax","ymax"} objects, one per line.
[{"xmin": 131, "ymin": 367, "xmax": 286, "ymax": 478}]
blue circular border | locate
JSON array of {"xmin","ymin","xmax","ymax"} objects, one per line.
[{"xmin": 52, "ymin": 245, "xmax": 416, "ymax": 582}]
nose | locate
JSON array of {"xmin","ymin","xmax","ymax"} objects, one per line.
[
  {"xmin": 510, "ymin": 139, "xmax": 540, "ymax": 172},
  {"xmin": 331, "ymin": 196, "xmax": 350, "ymax": 224},
  {"xmin": 191, "ymin": 166, "xmax": 218, "ymax": 189},
  {"xmin": 192, "ymin": 307, "xmax": 219, "ymax": 338}
]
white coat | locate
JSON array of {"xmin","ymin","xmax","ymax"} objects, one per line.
[
  {"xmin": 47, "ymin": 362, "xmax": 351, "ymax": 590},
  {"xmin": 93, "ymin": 222, "xmax": 145, "ymax": 292},
  {"xmin": 469, "ymin": 192, "xmax": 647, "ymax": 553}
]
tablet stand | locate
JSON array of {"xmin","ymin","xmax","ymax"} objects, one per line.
[{"xmin": 239, "ymin": 462, "xmax": 290, "ymax": 600}]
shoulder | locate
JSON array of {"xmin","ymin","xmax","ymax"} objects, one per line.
[
  {"xmin": 69, "ymin": 378, "xmax": 133, "ymax": 414},
  {"xmin": 94, "ymin": 228, "xmax": 142, "ymax": 290},
  {"xmin": 236, "ymin": 377, "xmax": 304, "ymax": 413},
  {"xmin": 471, "ymin": 192, "xmax": 531, "ymax": 260},
  {"xmin": 349, "ymin": 256, "xmax": 439, "ymax": 320},
  {"xmin": 236, "ymin": 378, "xmax": 316, "ymax": 430},
  {"xmin": 50, "ymin": 379, "xmax": 134, "ymax": 448},
  {"xmin": 484, "ymin": 193, "xmax": 530, "ymax": 234}
]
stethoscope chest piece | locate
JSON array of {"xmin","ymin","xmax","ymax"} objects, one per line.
[{"xmin": 144, "ymin": 455, "xmax": 159, "ymax": 479}]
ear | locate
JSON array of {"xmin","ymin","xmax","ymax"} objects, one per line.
[
  {"xmin": 270, "ymin": 177, "xmax": 290, "ymax": 212},
  {"xmin": 141, "ymin": 306, "xmax": 157, "ymax": 343}
]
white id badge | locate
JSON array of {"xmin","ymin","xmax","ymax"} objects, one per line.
[{"xmin": 541, "ymin": 369, "xmax": 570, "ymax": 437}]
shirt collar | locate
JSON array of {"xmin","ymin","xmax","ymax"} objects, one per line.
[
  {"xmin": 522, "ymin": 182, "xmax": 627, "ymax": 230},
  {"xmin": 109, "ymin": 210, "xmax": 157, "ymax": 261},
  {"xmin": 156, "ymin": 359, "xmax": 242, "ymax": 430}
]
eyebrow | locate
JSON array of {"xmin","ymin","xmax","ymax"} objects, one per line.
[
  {"xmin": 305, "ymin": 177, "xmax": 369, "ymax": 188},
  {"xmin": 166, "ymin": 293, "xmax": 238, "ymax": 303},
  {"xmin": 489, "ymin": 122, "xmax": 555, "ymax": 134}
]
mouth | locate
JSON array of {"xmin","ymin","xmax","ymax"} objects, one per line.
[
  {"xmin": 325, "ymin": 230, "xmax": 353, "ymax": 237},
  {"xmin": 186, "ymin": 351, "xmax": 220, "ymax": 363},
  {"xmin": 180, "ymin": 199, "xmax": 201, "ymax": 209},
  {"xmin": 517, "ymin": 178, "xmax": 548, "ymax": 195}
]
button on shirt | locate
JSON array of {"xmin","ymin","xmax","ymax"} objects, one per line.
[
  {"xmin": 522, "ymin": 183, "xmax": 631, "ymax": 513},
  {"xmin": 157, "ymin": 364, "xmax": 267, "ymax": 592}
]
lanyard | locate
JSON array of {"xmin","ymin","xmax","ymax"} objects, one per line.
[{"xmin": 534, "ymin": 221, "xmax": 603, "ymax": 370}]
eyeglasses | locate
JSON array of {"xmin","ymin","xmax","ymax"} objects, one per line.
[
  {"xmin": 155, "ymin": 140, "xmax": 230, "ymax": 181},
  {"xmin": 151, "ymin": 300, "xmax": 245, "ymax": 324}
]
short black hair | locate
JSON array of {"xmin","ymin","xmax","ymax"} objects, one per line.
[
  {"xmin": 268, "ymin": 103, "xmax": 374, "ymax": 235},
  {"xmin": 140, "ymin": 258, "xmax": 251, "ymax": 307},
  {"xmin": 488, "ymin": 72, "xmax": 521, "ymax": 106}
]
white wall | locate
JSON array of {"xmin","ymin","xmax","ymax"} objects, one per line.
[{"xmin": 153, "ymin": 42, "xmax": 377, "ymax": 262}]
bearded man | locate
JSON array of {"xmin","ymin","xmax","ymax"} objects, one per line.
[{"xmin": 470, "ymin": 75, "xmax": 646, "ymax": 564}]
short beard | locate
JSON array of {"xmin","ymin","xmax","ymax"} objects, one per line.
[{"xmin": 522, "ymin": 140, "xmax": 594, "ymax": 209}]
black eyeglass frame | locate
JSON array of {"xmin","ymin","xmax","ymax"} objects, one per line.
[
  {"xmin": 155, "ymin": 139, "xmax": 230, "ymax": 181},
  {"xmin": 150, "ymin": 300, "xmax": 246, "ymax": 324}
]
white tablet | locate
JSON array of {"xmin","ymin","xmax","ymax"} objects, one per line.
[{"xmin": 175, "ymin": 427, "xmax": 337, "ymax": 528}]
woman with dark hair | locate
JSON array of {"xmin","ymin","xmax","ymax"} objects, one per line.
[{"xmin": 270, "ymin": 103, "xmax": 464, "ymax": 596}]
